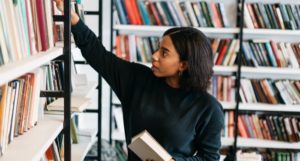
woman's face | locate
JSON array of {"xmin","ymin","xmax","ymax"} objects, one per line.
[{"xmin": 151, "ymin": 36, "xmax": 184, "ymax": 78}]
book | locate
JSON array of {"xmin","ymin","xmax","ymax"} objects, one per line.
[
  {"xmin": 46, "ymin": 96, "xmax": 91, "ymax": 112},
  {"xmin": 128, "ymin": 130, "xmax": 172, "ymax": 161}
]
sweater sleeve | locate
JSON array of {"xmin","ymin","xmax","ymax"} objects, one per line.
[
  {"xmin": 71, "ymin": 20, "xmax": 144, "ymax": 104},
  {"xmin": 173, "ymin": 103, "xmax": 224, "ymax": 161}
]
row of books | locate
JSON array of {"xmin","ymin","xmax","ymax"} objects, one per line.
[
  {"xmin": 261, "ymin": 150, "xmax": 300, "ymax": 161},
  {"xmin": 115, "ymin": 35, "xmax": 300, "ymax": 69},
  {"xmin": 223, "ymin": 112, "xmax": 300, "ymax": 142},
  {"xmin": 211, "ymin": 39, "xmax": 300, "ymax": 68},
  {"xmin": 209, "ymin": 75, "xmax": 300, "ymax": 105},
  {"xmin": 42, "ymin": 137, "xmax": 64, "ymax": 161},
  {"xmin": 0, "ymin": 0, "xmax": 55, "ymax": 66},
  {"xmin": 227, "ymin": 149, "xmax": 300, "ymax": 161},
  {"xmin": 44, "ymin": 61, "xmax": 65, "ymax": 104},
  {"xmin": 244, "ymin": 3, "xmax": 300, "ymax": 30},
  {"xmin": 240, "ymin": 79, "xmax": 300, "ymax": 105},
  {"xmin": 223, "ymin": 111, "xmax": 234, "ymax": 138},
  {"xmin": 114, "ymin": 35, "xmax": 159, "ymax": 63},
  {"xmin": 0, "ymin": 0, "xmax": 83, "ymax": 67},
  {"xmin": 210, "ymin": 76, "xmax": 235, "ymax": 102},
  {"xmin": 213, "ymin": 39, "xmax": 300, "ymax": 68},
  {"xmin": 0, "ymin": 69, "xmax": 45, "ymax": 156},
  {"xmin": 237, "ymin": 114, "xmax": 300, "ymax": 142},
  {"xmin": 212, "ymin": 39, "xmax": 239, "ymax": 66},
  {"xmin": 114, "ymin": 0, "xmax": 230, "ymax": 27},
  {"xmin": 241, "ymin": 40, "xmax": 300, "ymax": 68},
  {"xmin": 0, "ymin": 58, "xmax": 78, "ymax": 157}
]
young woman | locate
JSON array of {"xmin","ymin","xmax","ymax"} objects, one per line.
[{"xmin": 55, "ymin": 1, "xmax": 224, "ymax": 161}]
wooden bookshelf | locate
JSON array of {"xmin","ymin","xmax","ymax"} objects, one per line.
[{"xmin": 0, "ymin": 116, "xmax": 63, "ymax": 161}]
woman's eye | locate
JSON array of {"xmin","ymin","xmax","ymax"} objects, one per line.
[{"xmin": 162, "ymin": 51, "xmax": 168, "ymax": 57}]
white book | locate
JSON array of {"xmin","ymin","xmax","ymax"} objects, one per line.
[
  {"xmin": 185, "ymin": 1, "xmax": 198, "ymax": 27},
  {"xmin": 46, "ymin": 96, "xmax": 91, "ymax": 112},
  {"xmin": 286, "ymin": 43, "xmax": 299, "ymax": 68},
  {"xmin": 128, "ymin": 130, "xmax": 172, "ymax": 161},
  {"xmin": 243, "ymin": 3, "xmax": 255, "ymax": 29}
]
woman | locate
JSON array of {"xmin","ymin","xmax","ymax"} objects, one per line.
[{"xmin": 55, "ymin": 1, "xmax": 224, "ymax": 160}]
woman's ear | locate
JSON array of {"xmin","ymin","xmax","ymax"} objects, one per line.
[{"xmin": 179, "ymin": 61, "xmax": 188, "ymax": 72}]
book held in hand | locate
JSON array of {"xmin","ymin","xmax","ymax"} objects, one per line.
[{"xmin": 128, "ymin": 130, "xmax": 172, "ymax": 161}]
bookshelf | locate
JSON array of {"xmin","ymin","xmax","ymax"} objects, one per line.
[
  {"xmin": 109, "ymin": 0, "xmax": 241, "ymax": 157},
  {"xmin": 0, "ymin": 116, "xmax": 63, "ymax": 161},
  {"xmin": 114, "ymin": 24, "xmax": 239, "ymax": 38},
  {"xmin": 0, "ymin": 0, "xmax": 72, "ymax": 161},
  {"xmin": 234, "ymin": 0, "xmax": 300, "ymax": 158},
  {"xmin": 108, "ymin": 0, "xmax": 300, "ymax": 159},
  {"xmin": 72, "ymin": 128, "xmax": 98, "ymax": 161},
  {"xmin": 234, "ymin": 138, "xmax": 300, "ymax": 150},
  {"xmin": 243, "ymin": 28, "xmax": 300, "ymax": 41},
  {"xmin": 221, "ymin": 137, "xmax": 300, "ymax": 150},
  {"xmin": 46, "ymin": 81, "xmax": 97, "ymax": 112},
  {"xmin": 0, "ymin": 47, "xmax": 63, "ymax": 86},
  {"xmin": 221, "ymin": 101, "xmax": 300, "ymax": 113},
  {"xmin": 70, "ymin": 1, "xmax": 103, "ymax": 161}
]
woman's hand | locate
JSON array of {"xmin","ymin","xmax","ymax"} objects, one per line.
[{"xmin": 53, "ymin": 0, "xmax": 80, "ymax": 25}]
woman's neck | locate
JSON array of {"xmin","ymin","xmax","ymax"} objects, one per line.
[{"xmin": 165, "ymin": 76, "xmax": 180, "ymax": 88}]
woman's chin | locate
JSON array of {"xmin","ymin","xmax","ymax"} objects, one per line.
[{"xmin": 152, "ymin": 71, "xmax": 163, "ymax": 77}]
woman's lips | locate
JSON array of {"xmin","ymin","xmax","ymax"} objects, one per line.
[{"xmin": 151, "ymin": 65, "xmax": 159, "ymax": 72}]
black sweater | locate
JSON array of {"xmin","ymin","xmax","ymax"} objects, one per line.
[{"xmin": 72, "ymin": 20, "xmax": 224, "ymax": 161}]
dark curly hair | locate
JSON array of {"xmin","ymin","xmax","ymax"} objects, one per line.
[{"xmin": 163, "ymin": 27, "xmax": 214, "ymax": 92}]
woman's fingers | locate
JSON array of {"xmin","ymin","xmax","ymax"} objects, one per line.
[{"xmin": 54, "ymin": 0, "xmax": 64, "ymax": 12}]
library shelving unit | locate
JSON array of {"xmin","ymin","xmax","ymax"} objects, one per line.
[
  {"xmin": 231, "ymin": 0, "xmax": 300, "ymax": 151},
  {"xmin": 109, "ymin": 0, "xmax": 241, "ymax": 145},
  {"xmin": 109, "ymin": 0, "xmax": 300, "ymax": 160},
  {"xmin": 72, "ymin": 128, "xmax": 98, "ymax": 161},
  {"xmin": 0, "ymin": 1, "xmax": 72, "ymax": 161},
  {"xmin": 71, "ymin": 1, "xmax": 103, "ymax": 161}
]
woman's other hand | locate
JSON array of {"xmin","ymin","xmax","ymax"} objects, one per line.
[{"xmin": 53, "ymin": 0, "xmax": 80, "ymax": 25}]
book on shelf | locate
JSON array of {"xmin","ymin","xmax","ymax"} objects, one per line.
[
  {"xmin": 128, "ymin": 130, "xmax": 172, "ymax": 161},
  {"xmin": 46, "ymin": 96, "xmax": 91, "ymax": 112}
]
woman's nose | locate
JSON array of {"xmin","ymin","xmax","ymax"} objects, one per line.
[{"xmin": 152, "ymin": 51, "xmax": 159, "ymax": 61}]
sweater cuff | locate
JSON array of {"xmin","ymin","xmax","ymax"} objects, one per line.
[{"xmin": 71, "ymin": 19, "xmax": 86, "ymax": 35}]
